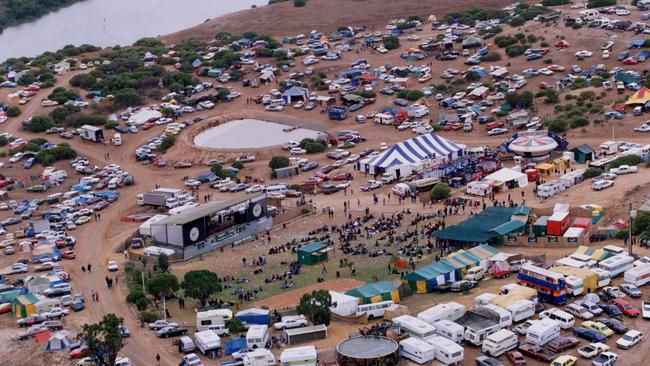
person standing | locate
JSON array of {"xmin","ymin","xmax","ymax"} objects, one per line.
[{"xmin": 155, "ymin": 353, "xmax": 161, "ymax": 366}]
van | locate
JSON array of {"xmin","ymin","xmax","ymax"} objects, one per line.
[
  {"xmin": 47, "ymin": 193, "xmax": 62, "ymax": 204},
  {"xmin": 526, "ymin": 318, "xmax": 560, "ymax": 346},
  {"xmin": 482, "ymin": 329, "xmax": 519, "ymax": 357},
  {"xmin": 47, "ymin": 170, "xmax": 68, "ymax": 182},
  {"xmin": 113, "ymin": 133, "xmax": 122, "ymax": 146},
  {"xmin": 246, "ymin": 325, "xmax": 270, "ymax": 350},
  {"xmin": 433, "ymin": 319, "xmax": 465, "ymax": 343},
  {"xmin": 634, "ymin": 106, "xmax": 643, "ymax": 116},
  {"xmin": 399, "ymin": 337, "xmax": 436, "ymax": 364},
  {"xmin": 178, "ymin": 336, "xmax": 196, "ymax": 353},
  {"xmin": 539, "ymin": 308, "xmax": 575, "ymax": 329},
  {"xmin": 373, "ymin": 113, "xmax": 395, "ymax": 125},
  {"xmin": 464, "ymin": 267, "xmax": 485, "ymax": 281},
  {"xmin": 265, "ymin": 184, "xmax": 288, "ymax": 195},
  {"xmin": 356, "ymin": 300, "xmax": 394, "ymax": 319}
]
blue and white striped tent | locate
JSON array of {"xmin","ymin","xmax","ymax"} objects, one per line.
[{"xmin": 360, "ymin": 133, "xmax": 465, "ymax": 175}]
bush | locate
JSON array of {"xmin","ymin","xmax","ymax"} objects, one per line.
[
  {"xmin": 547, "ymin": 119, "xmax": 567, "ymax": 133},
  {"xmin": 269, "ymin": 156, "xmax": 290, "ymax": 170},
  {"xmin": 304, "ymin": 142, "xmax": 325, "ymax": 153},
  {"xmin": 510, "ymin": 16, "xmax": 526, "ymax": 27},
  {"xmin": 430, "ymin": 183, "xmax": 451, "ymax": 201},
  {"xmin": 300, "ymin": 207, "xmax": 311, "ymax": 215},
  {"xmin": 480, "ymin": 52, "xmax": 502, "ymax": 62},
  {"xmin": 140, "ymin": 311, "xmax": 160, "ymax": 323},
  {"xmin": 159, "ymin": 136, "xmax": 175, "ymax": 152},
  {"xmin": 505, "ymin": 45, "xmax": 526, "ymax": 57},
  {"xmin": 104, "ymin": 121, "xmax": 119, "ymax": 129},
  {"xmin": 232, "ymin": 160, "xmax": 244, "ymax": 169},
  {"xmin": 25, "ymin": 115, "xmax": 55, "ymax": 133},
  {"xmin": 294, "ymin": 0, "xmax": 307, "ymax": 6},
  {"xmin": 609, "ymin": 155, "xmax": 643, "ymax": 169},
  {"xmin": 6, "ymin": 106, "xmax": 21, "ymax": 117},
  {"xmin": 569, "ymin": 117, "xmax": 589, "ymax": 128},
  {"xmin": 0, "ymin": 136, "xmax": 7, "ymax": 147},
  {"xmin": 383, "ymin": 36, "xmax": 400, "ymax": 50},
  {"xmin": 542, "ymin": 0, "xmax": 569, "ymax": 4},
  {"xmin": 587, "ymin": 0, "xmax": 616, "ymax": 8},
  {"xmin": 397, "ymin": 89, "xmax": 424, "ymax": 101},
  {"xmin": 583, "ymin": 167, "xmax": 604, "ymax": 179},
  {"xmin": 495, "ymin": 36, "xmax": 517, "ymax": 48}
]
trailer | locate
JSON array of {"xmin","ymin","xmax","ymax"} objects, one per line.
[
  {"xmin": 136, "ymin": 188, "xmax": 183, "ymax": 207},
  {"xmin": 79, "ymin": 125, "xmax": 104, "ymax": 142},
  {"xmin": 624, "ymin": 264, "xmax": 650, "ymax": 286},
  {"xmin": 280, "ymin": 346, "xmax": 318, "ymax": 366},
  {"xmin": 454, "ymin": 309, "xmax": 501, "ymax": 346},
  {"xmin": 194, "ymin": 330, "xmax": 221, "ymax": 359},
  {"xmin": 283, "ymin": 324, "xmax": 327, "ymax": 345},
  {"xmin": 417, "ymin": 302, "xmax": 466, "ymax": 325}
]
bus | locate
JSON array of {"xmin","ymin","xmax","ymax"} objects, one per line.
[
  {"xmin": 599, "ymin": 254, "xmax": 634, "ymax": 277},
  {"xmin": 517, "ymin": 265, "xmax": 567, "ymax": 305}
]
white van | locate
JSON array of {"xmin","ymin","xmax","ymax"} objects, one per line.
[
  {"xmin": 482, "ymin": 329, "xmax": 519, "ymax": 357},
  {"xmin": 624, "ymin": 264, "xmax": 650, "ymax": 287},
  {"xmin": 47, "ymin": 170, "xmax": 68, "ymax": 182},
  {"xmin": 356, "ymin": 300, "xmax": 394, "ymax": 320},
  {"xmin": 427, "ymin": 335, "xmax": 464, "ymax": 365},
  {"xmin": 526, "ymin": 318, "xmax": 560, "ymax": 346},
  {"xmin": 279, "ymin": 346, "xmax": 317, "ymax": 366},
  {"xmin": 506, "ymin": 300, "xmax": 535, "ymax": 323},
  {"xmin": 246, "ymin": 325, "xmax": 270, "ymax": 350},
  {"xmin": 399, "ymin": 337, "xmax": 436, "ymax": 364},
  {"xmin": 113, "ymin": 133, "xmax": 122, "ymax": 146},
  {"xmin": 245, "ymin": 349, "xmax": 277, "ymax": 366},
  {"xmin": 539, "ymin": 308, "xmax": 575, "ymax": 329},
  {"xmin": 178, "ymin": 336, "xmax": 196, "ymax": 353},
  {"xmin": 464, "ymin": 266, "xmax": 485, "ymax": 281},
  {"xmin": 481, "ymin": 304, "xmax": 512, "ymax": 328},
  {"xmin": 433, "ymin": 319, "xmax": 464, "ymax": 343},
  {"xmin": 265, "ymin": 184, "xmax": 288, "ymax": 195}
]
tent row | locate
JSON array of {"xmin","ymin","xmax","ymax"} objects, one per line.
[{"xmin": 404, "ymin": 245, "xmax": 500, "ymax": 293}]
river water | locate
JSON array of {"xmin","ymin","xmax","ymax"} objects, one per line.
[{"xmin": 0, "ymin": 0, "xmax": 266, "ymax": 61}]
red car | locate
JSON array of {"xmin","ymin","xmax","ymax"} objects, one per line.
[
  {"xmin": 518, "ymin": 343, "xmax": 554, "ymax": 361},
  {"xmin": 301, "ymin": 178, "xmax": 323, "ymax": 189},
  {"xmin": 623, "ymin": 57, "xmax": 638, "ymax": 65},
  {"xmin": 609, "ymin": 298, "xmax": 640, "ymax": 317},
  {"xmin": 331, "ymin": 172, "xmax": 353, "ymax": 181},
  {"xmin": 68, "ymin": 345, "xmax": 89, "ymax": 359},
  {"xmin": 61, "ymin": 250, "xmax": 76, "ymax": 260},
  {"xmin": 555, "ymin": 40, "xmax": 570, "ymax": 48},
  {"xmin": 539, "ymin": 82, "xmax": 552, "ymax": 89},
  {"xmin": 142, "ymin": 122, "xmax": 155, "ymax": 130},
  {"xmin": 506, "ymin": 350, "xmax": 526, "ymax": 366},
  {"xmin": 93, "ymin": 201, "xmax": 110, "ymax": 211},
  {"xmin": 485, "ymin": 121, "xmax": 504, "ymax": 131}
]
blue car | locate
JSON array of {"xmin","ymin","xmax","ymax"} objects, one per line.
[
  {"xmin": 604, "ymin": 111, "xmax": 623, "ymax": 119},
  {"xmin": 23, "ymin": 157, "xmax": 36, "ymax": 169},
  {"xmin": 618, "ymin": 51, "xmax": 630, "ymax": 61},
  {"xmin": 600, "ymin": 304, "xmax": 623, "ymax": 317},
  {"xmin": 526, "ymin": 53, "xmax": 543, "ymax": 61},
  {"xmin": 573, "ymin": 326, "xmax": 607, "ymax": 342}
]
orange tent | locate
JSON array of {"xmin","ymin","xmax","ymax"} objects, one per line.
[{"xmin": 625, "ymin": 86, "xmax": 650, "ymax": 105}]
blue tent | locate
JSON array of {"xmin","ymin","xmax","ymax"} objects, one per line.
[
  {"xmin": 235, "ymin": 308, "xmax": 270, "ymax": 325},
  {"xmin": 223, "ymin": 337, "xmax": 247, "ymax": 355}
]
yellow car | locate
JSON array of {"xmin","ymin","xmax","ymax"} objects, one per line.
[
  {"xmin": 583, "ymin": 321, "xmax": 614, "ymax": 337},
  {"xmin": 551, "ymin": 355, "xmax": 577, "ymax": 366},
  {"xmin": 74, "ymin": 215, "xmax": 91, "ymax": 226}
]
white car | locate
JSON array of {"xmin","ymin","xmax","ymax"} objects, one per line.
[
  {"xmin": 601, "ymin": 41, "xmax": 614, "ymax": 50},
  {"xmin": 290, "ymin": 148, "xmax": 307, "ymax": 155},
  {"xmin": 642, "ymin": 301, "xmax": 650, "ymax": 320},
  {"xmin": 578, "ymin": 342, "xmax": 609, "ymax": 358},
  {"xmin": 115, "ymin": 357, "xmax": 132, "ymax": 366},
  {"xmin": 41, "ymin": 100, "xmax": 59, "ymax": 107},
  {"xmin": 181, "ymin": 353, "xmax": 203, "ymax": 366},
  {"xmin": 273, "ymin": 315, "xmax": 309, "ymax": 330},
  {"xmin": 42, "ymin": 307, "xmax": 69, "ymax": 319},
  {"xmin": 616, "ymin": 330, "xmax": 643, "ymax": 349},
  {"xmin": 107, "ymin": 261, "xmax": 118, "ymax": 272},
  {"xmin": 634, "ymin": 124, "xmax": 650, "ymax": 132},
  {"xmin": 245, "ymin": 185, "xmax": 264, "ymax": 194},
  {"xmin": 360, "ymin": 180, "xmax": 382, "ymax": 191},
  {"xmin": 575, "ymin": 50, "xmax": 593, "ymax": 58},
  {"xmin": 148, "ymin": 320, "xmax": 179, "ymax": 330},
  {"xmin": 293, "ymin": 101, "xmax": 304, "ymax": 109},
  {"xmin": 488, "ymin": 127, "xmax": 508, "ymax": 136},
  {"xmin": 610, "ymin": 165, "xmax": 637, "ymax": 174},
  {"xmin": 336, "ymin": 180, "xmax": 351, "ymax": 189},
  {"xmin": 265, "ymin": 105, "xmax": 284, "ymax": 112},
  {"xmin": 616, "ymin": 9, "xmax": 630, "ymax": 16},
  {"xmin": 591, "ymin": 180, "xmax": 614, "ymax": 191}
]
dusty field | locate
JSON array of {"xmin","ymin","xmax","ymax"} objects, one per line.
[
  {"xmin": 2, "ymin": 1, "xmax": 650, "ymax": 365},
  {"xmin": 163, "ymin": 0, "xmax": 513, "ymax": 43}
]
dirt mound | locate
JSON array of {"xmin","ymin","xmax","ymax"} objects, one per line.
[{"xmin": 162, "ymin": 0, "xmax": 512, "ymax": 44}]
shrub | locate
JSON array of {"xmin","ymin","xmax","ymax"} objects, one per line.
[
  {"xmin": 569, "ymin": 117, "xmax": 589, "ymax": 128},
  {"xmin": 232, "ymin": 160, "xmax": 244, "ymax": 169},
  {"xmin": 159, "ymin": 136, "xmax": 175, "ymax": 152},
  {"xmin": 269, "ymin": 156, "xmax": 290, "ymax": 170},
  {"xmin": 587, "ymin": 0, "xmax": 616, "ymax": 8},
  {"xmin": 430, "ymin": 183, "xmax": 451, "ymax": 200},
  {"xmin": 465, "ymin": 71, "xmax": 481, "ymax": 82},
  {"xmin": 583, "ymin": 167, "xmax": 603, "ymax": 179},
  {"xmin": 140, "ymin": 311, "xmax": 159, "ymax": 323},
  {"xmin": 0, "ymin": 136, "xmax": 7, "ymax": 147},
  {"xmin": 505, "ymin": 45, "xmax": 526, "ymax": 57},
  {"xmin": 104, "ymin": 121, "xmax": 119, "ymax": 129},
  {"xmin": 25, "ymin": 115, "xmax": 55, "ymax": 133},
  {"xmin": 495, "ymin": 36, "xmax": 517, "ymax": 48},
  {"xmin": 383, "ymin": 36, "xmax": 400, "ymax": 50},
  {"xmin": 609, "ymin": 155, "xmax": 643, "ymax": 169},
  {"xmin": 510, "ymin": 16, "xmax": 526, "ymax": 27},
  {"xmin": 6, "ymin": 106, "xmax": 21, "ymax": 117},
  {"xmin": 304, "ymin": 142, "xmax": 325, "ymax": 153},
  {"xmin": 480, "ymin": 52, "xmax": 502, "ymax": 62},
  {"xmin": 547, "ymin": 119, "xmax": 567, "ymax": 133},
  {"xmin": 542, "ymin": 0, "xmax": 569, "ymax": 5},
  {"xmin": 300, "ymin": 207, "xmax": 311, "ymax": 215},
  {"xmin": 294, "ymin": 0, "xmax": 307, "ymax": 6},
  {"xmin": 398, "ymin": 89, "xmax": 424, "ymax": 101}
]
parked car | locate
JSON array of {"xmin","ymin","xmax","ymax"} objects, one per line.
[
  {"xmin": 573, "ymin": 327, "xmax": 607, "ymax": 342},
  {"xmin": 451, "ymin": 280, "xmax": 478, "ymax": 292},
  {"xmin": 545, "ymin": 336, "xmax": 580, "ymax": 352},
  {"xmin": 156, "ymin": 326, "xmax": 187, "ymax": 338},
  {"xmin": 517, "ymin": 343, "xmax": 555, "ymax": 361},
  {"xmin": 17, "ymin": 325, "xmax": 48, "ymax": 340},
  {"xmin": 505, "ymin": 351, "xmax": 526, "ymax": 366},
  {"xmin": 582, "ymin": 321, "xmax": 614, "ymax": 337},
  {"xmin": 595, "ymin": 317, "xmax": 628, "ymax": 334},
  {"xmin": 148, "ymin": 320, "xmax": 179, "ymax": 330},
  {"xmin": 475, "ymin": 356, "xmax": 503, "ymax": 366},
  {"xmin": 609, "ymin": 298, "xmax": 640, "ymax": 317},
  {"xmin": 592, "ymin": 352, "xmax": 618, "ymax": 366},
  {"xmin": 619, "ymin": 283, "xmax": 641, "ymax": 298},
  {"xmin": 616, "ymin": 330, "xmax": 643, "ymax": 349},
  {"xmin": 578, "ymin": 342, "xmax": 609, "ymax": 358},
  {"xmin": 360, "ymin": 180, "xmax": 382, "ymax": 191},
  {"xmin": 551, "ymin": 355, "xmax": 577, "ymax": 366}
]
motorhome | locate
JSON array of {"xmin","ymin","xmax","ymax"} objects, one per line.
[
  {"xmin": 426, "ymin": 335, "xmax": 464, "ymax": 365},
  {"xmin": 246, "ymin": 325, "xmax": 270, "ymax": 350},
  {"xmin": 399, "ymin": 337, "xmax": 436, "ymax": 364},
  {"xmin": 194, "ymin": 330, "xmax": 221, "ymax": 358},
  {"xmin": 279, "ymin": 346, "xmax": 317, "ymax": 366},
  {"xmin": 417, "ymin": 302, "xmax": 466, "ymax": 324},
  {"xmin": 196, "ymin": 309, "xmax": 233, "ymax": 332},
  {"xmin": 599, "ymin": 141, "xmax": 619, "ymax": 155},
  {"xmin": 526, "ymin": 318, "xmax": 560, "ymax": 346},
  {"xmin": 580, "ymin": 9, "xmax": 599, "ymax": 20},
  {"xmin": 464, "ymin": 267, "xmax": 485, "ymax": 281},
  {"xmin": 599, "ymin": 254, "xmax": 634, "ymax": 277},
  {"xmin": 539, "ymin": 308, "xmax": 575, "ymax": 329},
  {"xmin": 624, "ymin": 264, "xmax": 650, "ymax": 287},
  {"xmin": 392, "ymin": 315, "xmax": 437, "ymax": 341},
  {"xmin": 481, "ymin": 304, "xmax": 512, "ymax": 328},
  {"xmin": 433, "ymin": 319, "xmax": 464, "ymax": 343},
  {"xmin": 506, "ymin": 300, "xmax": 536, "ymax": 323},
  {"xmin": 355, "ymin": 300, "xmax": 394, "ymax": 319},
  {"xmin": 482, "ymin": 329, "xmax": 519, "ymax": 357}
]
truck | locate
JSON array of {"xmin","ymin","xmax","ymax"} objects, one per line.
[
  {"xmin": 136, "ymin": 188, "xmax": 183, "ymax": 207},
  {"xmin": 194, "ymin": 330, "xmax": 221, "ymax": 359},
  {"xmin": 79, "ymin": 125, "xmax": 104, "ymax": 142},
  {"xmin": 592, "ymin": 352, "xmax": 618, "ymax": 366}
]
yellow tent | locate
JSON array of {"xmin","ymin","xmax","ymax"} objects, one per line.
[{"xmin": 625, "ymin": 86, "xmax": 650, "ymax": 105}]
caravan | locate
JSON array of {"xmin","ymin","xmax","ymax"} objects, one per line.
[
  {"xmin": 279, "ymin": 346, "xmax": 317, "ymax": 366},
  {"xmin": 392, "ymin": 315, "xmax": 437, "ymax": 341},
  {"xmin": 196, "ymin": 309, "xmax": 233, "ymax": 332},
  {"xmin": 433, "ymin": 319, "xmax": 464, "ymax": 343},
  {"xmin": 593, "ymin": 268, "xmax": 612, "ymax": 288},
  {"xmin": 599, "ymin": 254, "xmax": 634, "ymax": 277},
  {"xmin": 246, "ymin": 325, "xmax": 270, "ymax": 350},
  {"xmin": 624, "ymin": 264, "xmax": 650, "ymax": 287},
  {"xmin": 417, "ymin": 302, "xmax": 466, "ymax": 324},
  {"xmin": 481, "ymin": 304, "xmax": 512, "ymax": 328},
  {"xmin": 506, "ymin": 300, "xmax": 536, "ymax": 323},
  {"xmin": 526, "ymin": 318, "xmax": 560, "ymax": 346},
  {"xmin": 399, "ymin": 338, "xmax": 436, "ymax": 364},
  {"xmin": 482, "ymin": 329, "xmax": 519, "ymax": 357},
  {"xmin": 427, "ymin": 336, "xmax": 464, "ymax": 365}
]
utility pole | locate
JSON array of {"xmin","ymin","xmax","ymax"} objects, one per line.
[{"xmin": 629, "ymin": 202, "xmax": 637, "ymax": 256}]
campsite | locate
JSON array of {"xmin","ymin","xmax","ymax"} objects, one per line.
[{"xmin": 5, "ymin": 0, "xmax": 650, "ymax": 365}]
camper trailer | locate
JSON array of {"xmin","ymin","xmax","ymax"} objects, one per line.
[
  {"xmin": 482, "ymin": 329, "xmax": 519, "ymax": 357},
  {"xmin": 246, "ymin": 325, "xmax": 270, "ymax": 350},
  {"xmin": 196, "ymin": 309, "xmax": 233, "ymax": 332},
  {"xmin": 244, "ymin": 349, "xmax": 277, "ymax": 366},
  {"xmin": 279, "ymin": 346, "xmax": 318, "ymax": 366},
  {"xmin": 599, "ymin": 141, "xmax": 619, "ymax": 155},
  {"xmin": 426, "ymin": 336, "xmax": 464, "ymax": 365},
  {"xmin": 624, "ymin": 264, "xmax": 650, "ymax": 287},
  {"xmin": 417, "ymin": 302, "xmax": 466, "ymax": 324},
  {"xmin": 194, "ymin": 330, "xmax": 221, "ymax": 358},
  {"xmin": 373, "ymin": 113, "xmax": 395, "ymax": 125},
  {"xmin": 399, "ymin": 337, "xmax": 436, "ymax": 364},
  {"xmin": 433, "ymin": 319, "xmax": 465, "ymax": 343},
  {"xmin": 481, "ymin": 304, "xmax": 512, "ymax": 328},
  {"xmin": 526, "ymin": 318, "xmax": 561, "ymax": 346},
  {"xmin": 392, "ymin": 315, "xmax": 437, "ymax": 341},
  {"xmin": 506, "ymin": 300, "xmax": 536, "ymax": 323}
]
